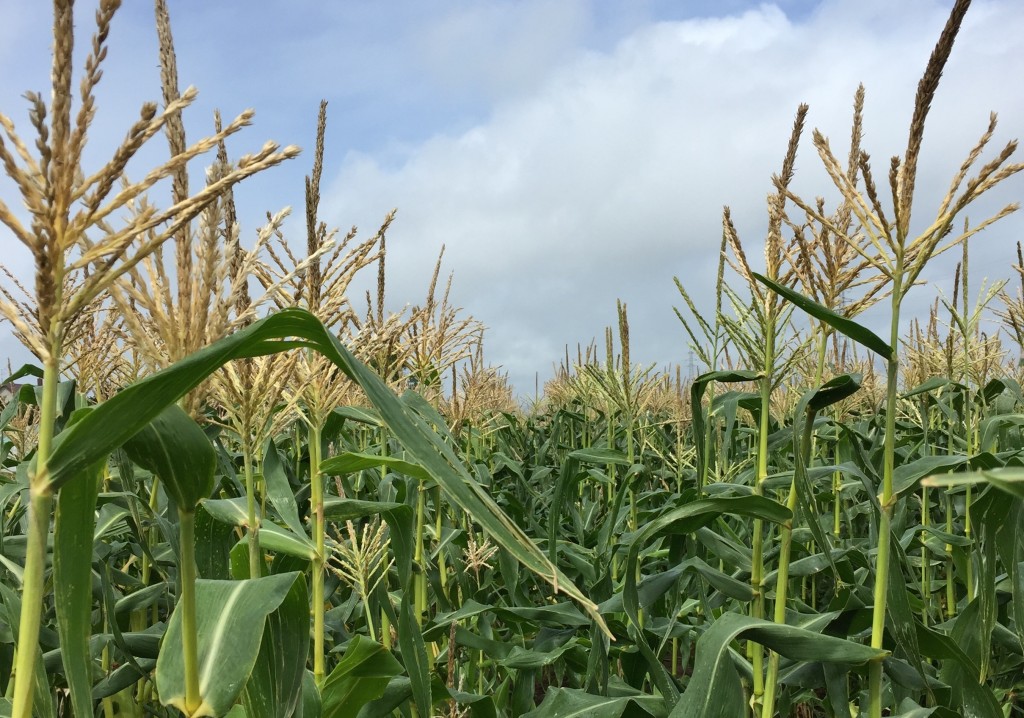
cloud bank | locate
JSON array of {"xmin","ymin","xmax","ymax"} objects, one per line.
[{"xmin": 0, "ymin": 1, "xmax": 1021, "ymax": 395}]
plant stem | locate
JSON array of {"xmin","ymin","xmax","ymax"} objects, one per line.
[
  {"xmin": 749, "ymin": 310, "xmax": 775, "ymax": 715},
  {"xmin": 243, "ymin": 447, "xmax": 261, "ymax": 579},
  {"xmin": 11, "ymin": 342, "xmax": 60, "ymax": 718},
  {"xmin": 414, "ymin": 479, "xmax": 427, "ymax": 623},
  {"xmin": 178, "ymin": 509, "xmax": 200, "ymax": 714},
  {"xmin": 762, "ymin": 408, "xmax": 813, "ymax": 717},
  {"xmin": 867, "ymin": 266, "xmax": 904, "ymax": 718},
  {"xmin": 309, "ymin": 423, "xmax": 326, "ymax": 686}
]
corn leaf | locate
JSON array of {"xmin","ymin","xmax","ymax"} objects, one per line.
[
  {"xmin": 241, "ymin": 573, "xmax": 310, "ymax": 718},
  {"xmin": 53, "ymin": 442, "xmax": 103, "ymax": 718},
  {"xmin": 156, "ymin": 572, "xmax": 301, "ymax": 717},
  {"xmin": 320, "ymin": 635, "xmax": 403, "ymax": 718},
  {"xmin": 122, "ymin": 404, "xmax": 215, "ymax": 511},
  {"xmin": 752, "ymin": 272, "xmax": 893, "ymax": 360},
  {"xmin": 669, "ymin": 612, "xmax": 885, "ymax": 718}
]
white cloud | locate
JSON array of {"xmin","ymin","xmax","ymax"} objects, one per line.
[
  {"xmin": 1, "ymin": 1, "xmax": 1022, "ymax": 391},
  {"xmin": 321, "ymin": 0, "xmax": 1024, "ymax": 391}
]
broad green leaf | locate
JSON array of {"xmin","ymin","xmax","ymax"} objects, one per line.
[
  {"xmin": 522, "ymin": 688, "xmax": 666, "ymax": 718},
  {"xmin": 123, "ymin": 404, "xmax": 215, "ymax": 511},
  {"xmin": 0, "ymin": 583, "xmax": 57, "ymax": 718},
  {"xmin": 936, "ymin": 599, "xmax": 1003, "ymax": 717},
  {"xmin": 669, "ymin": 613, "xmax": 885, "ymax": 718},
  {"xmin": 156, "ymin": 573, "xmax": 301, "ymax": 717},
  {"xmin": 202, "ymin": 498, "xmax": 317, "ymax": 560},
  {"xmin": 549, "ymin": 453, "xmax": 584, "ymax": 568},
  {"xmin": 449, "ymin": 691, "xmax": 499, "ymax": 718},
  {"xmin": 922, "ymin": 468, "xmax": 1024, "ymax": 499},
  {"xmin": 295, "ymin": 671, "xmax": 321, "ymax": 718},
  {"xmin": 331, "ymin": 405, "xmax": 383, "ymax": 427},
  {"xmin": 320, "ymin": 452, "xmax": 431, "ymax": 483},
  {"xmin": 93, "ymin": 502, "xmax": 130, "ymax": 541},
  {"xmin": 397, "ymin": 592, "xmax": 432, "ymax": 718},
  {"xmin": 194, "ymin": 504, "xmax": 236, "ymax": 579},
  {"xmin": 499, "ymin": 639, "xmax": 580, "ymax": 670},
  {"xmin": 690, "ymin": 370, "xmax": 761, "ymax": 482},
  {"xmin": 114, "ymin": 583, "xmax": 168, "ymax": 616},
  {"xmin": 979, "ymin": 413, "xmax": 1024, "ymax": 453},
  {"xmin": 242, "ymin": 573, "xmax": 310, "ymax": 718},
  {"xmin": 752, "ymin": 272, "xmax": 893, "ymax": 360},
  {"xmin": 91, "ymin": 658, "xmax": 156, "ymax": 701},
  {"xmin": 624, "ymin": 496, "xmax": 791, "ymax": 626},
  {"xmin": 568, "ymin": 447, "xmax": 631, "ymax": 466},
  {"xmin": 422, "ymin": 599, "xmax": 494, "ymax": 642},
  {"xmin": 893, "ymin": 455, "xmax": 969, "ymax": 498},
  {"xmin": 320, "ymin": 635, "xmax": 403, "ymax": 718},
  {"xmin": 263, "ymin": 440, "xmax": 305, "ymax": 537},
  {"xmin": 901, "ymin": 376, "xmax": 952, "ymax": 399},
  {"xmin": 807, "ymin": 373, "xmax": 862, "ymax": 412},
  {"xmin": 53, "ymin": 449, "xmax": 103, "ymax": 718}
]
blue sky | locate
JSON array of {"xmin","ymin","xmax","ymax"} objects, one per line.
[{"xmin": 1, "ymin": 0, "xmax": 1022, "ymax": 394}]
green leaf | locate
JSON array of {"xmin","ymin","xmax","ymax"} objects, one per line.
[
  {"xmin": 893, "ymin": 455, "xmax": 969, "ymax": 498},
  {"xmin": 901, "ymin": 376, "xmax": 952, "ymax": 399},
  {"xmin": 0, "ymin": 583, "xmax": 57, "ymax": 718},
  {"xmin": 263, "ymin": 440, "xmax": 305, "ymax": 537},
  {"xmin": 320, "ymin": 635, "xmax": 403, "ymax": 718},
  {"xmin": 752, "ymin": 272, "xmax": 893, "ymax": 360},
  {"xmin": 936, "ymin": 599, "xmax": 1003, "ymax": 717},
  {"xmin": 669, "ymin": 613, "xmax": 885, "ymax": 718},
  {"xmin": 122, "ymin": 404, "xmax": 215, "ymax": 511},
  {"xmin": 296, "ymin": 671, "xmax": 321, "ymax": 718},
  {"xmin": 242, "ymin": 573, "xmax": 310, "ymax": 718},
  {"xmin": 567, "ymin": 447, "xmax": 631, "ymax": 467},
  {"xmin": 807, "ymin": 373, "xmax": 862, "ymax": 412},
  {"xmin": 690, "ymin": 370, "xmax": 761, "ymax": 481},
  {"xmin": 922, "ymin": 468, "xmax": 1024, "ymax": 499},
  {"xmin": 522, "ymin": 688, "xmax": 666, "ymax": 718},
  {"xmin": 156, "ymin": 573, "xmax": 301, "ymax": 717},
  {"xmin": 321, "ymin": 452, "xmax": 431, "ymax": 483},
  {"xmin": 53, "ymin": 450, "xmax": 103, "ymax": 718},
  {"xmin": 202, "ymin": 498, "xmax": 317, "ymax": 560},
  {"xmin": 397, "ymin": 592, "xmax": 432, "ymax": 718}
]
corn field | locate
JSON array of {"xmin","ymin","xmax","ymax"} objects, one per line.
[{"xmin": 2, "ymin": 1, "xmax": 1024, "ymax": 717}]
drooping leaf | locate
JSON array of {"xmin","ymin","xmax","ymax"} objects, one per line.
[
  {"xmin": 623, "ymin": 495, "xmax": 792, "ymax": 707},
  {"xmin": 669, "ymin": 613, "xmax": 885, "ymax": 718},
  {"xmin": 752, "ymin": 272, "xmax": 893, "ymax": 360},
  {"xmin": 922, "ymin": 468, "xmax": 1024, "ymax": 500},
  {"xmin": 397, "ymin": 591, "xmax": 432, "ymax": 718},
  {"xmin": 122, "ymin": 404, "xmax": 215, "ymax": 511},
  {"xmin": 202, "ymin": 497, "xmax": 316, "ymax": 560},
  {"xmin": 321, "ymin": 452, "xmax": 431, "ymax": 483}
]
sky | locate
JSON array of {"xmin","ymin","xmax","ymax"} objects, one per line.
[{"xmin": 0, "ymin": 0, "xmax": 1022, "ymax": 396}]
